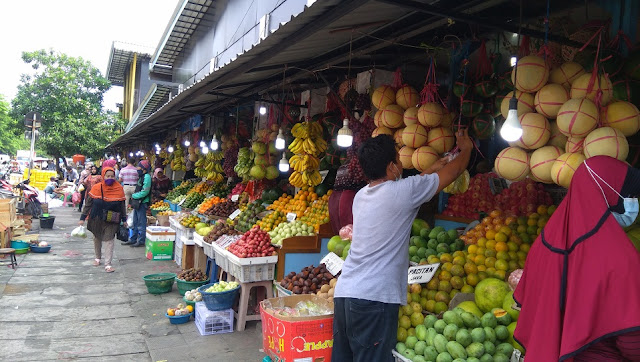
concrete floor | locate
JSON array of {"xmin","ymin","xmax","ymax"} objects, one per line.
[{"xmin": 0, "ymin": 206, "xmax": 265, "ymax": 361}]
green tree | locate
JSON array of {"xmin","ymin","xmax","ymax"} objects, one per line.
[
  {"xmin": 0, "ymin": 95, "xmax": 29, "ymax": 155},
  {"xmin": 10, "ymin": 49, "xmax": 119, "ymax": 168}
]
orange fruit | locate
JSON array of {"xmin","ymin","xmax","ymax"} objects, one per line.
[
  {"xmin": 482, "ymin": 216, "xmax": 492, "ymax": 225},
  {"xmin": 494, "ymin": 269, "xmax": 507, "ymax": 280},
  {"xmin": 484, "ymin": 249, "xmax": 497, "ymax": 258},
  {"xmin": 495, "ymin": 259, "xmax": 509, "ymax": 271},
  {"xmin": 504, "ymin": 216, "xmax": 516, "ymax": 226},
  {"xmin": 485, "ymin": 230, "xmax": 496, "ymax": 240},
  {"xmin": 496, "ymin": 251, "xmax": 510, "ymax": 261},
  {"xmin": 527, "ymin": 218, "xmax": 538, "ymax": 226},
  {"xmin": 464, "ymin": 262, "xmax": 478, "ymax": 275},
  {"xmin": 495, "ymin": 232, "xmax": 508, "ymax": 243},
  {"xmin": 477, "ymin": 238, "xmax": 487, "ymax": 248},
  {"xmin": 477, "ymin": 264, "xmax": 487, "ymax": 272},
  {"xmin": 485, "ymin": 257, "xmax": 497, "ymax": 268},
  {"xmin": 499, "ymin": 226, "xmax": 512, "ymax": 236},
  {"xmin": 485, "ymin": 240, "xmax": 496, "ymax": 250},
  {"xmin": 520, "ymin": 244, "xmax": 531, "ymax": 253},
  {"xmin": 489, "ymin": 210, "xmax": 503, "ymax": 218},
  {"xmin": 186, "ymin": 305, "xmax": 194, "ymax": 313},
  {"xmin": 167, "ymin": 308, "xmax": 175, "ymax": 316},
  {"xmin": 466, "ymin": 273, "xmax": 479, "ymax": 286},
  {"xmin": 537, "ymin": 205, "xmax": 548, "ymax": 215},
  {"xmin": 474, "ymin": 255, "xmax": 486, "ymax": 265},
  {"xmin": 467, "ymin": 244, "xmax": 478, "ymax": 254},
  {"xmin": 495, "ymin": 241, "xmax": 508, "ymax": 252},
  {"xmin": 440, "ymin": 253, "xmax": 453, "ymax": 263},
  {"xmin": 507, "ymin": 241, "xmax": 519, "ymax": 252}
]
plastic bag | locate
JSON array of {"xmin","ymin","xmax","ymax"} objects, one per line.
[
  {"xmin": 116, "ymin": 224, "xmax": 129, "ymax": 241},
  {"xmin": 78, "ymin": 184, "xmax": 85, "ymax": 192},
  {"xmin": 71, "ymin": 226, "xmax": 87, "ymax": 238},
  {"xmin": 72, "ymin": 192, "xmax": 81, "ymax": 205},
  {"xmin": 339, "ymin": 224, "xmax": 353, "ymax": 241},
  {"xmin": 126, "ymin": 211, "xmax": 133, "ymax": 226}
]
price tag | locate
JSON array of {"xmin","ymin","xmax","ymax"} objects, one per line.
[
  {"xmin": 231, "ymin": 194, "xmax": 239, "ymax": 202},
  {"xmin": 319, "ymin": 170, "xmax": 329, "ymax": 183},
  {"xmin": 286, "ymin": 212, "xmax": 297, "ymax": 222},
  {"xmin": 407, "ymin": 263, "xmax": 440, "ymax": 284},
  {"xmin": 229, "ymin": 209, "xmax": 241, "ymax": 220},
  {"xmin": 178, "ymin": 198, "xmax": 186, "ymax": 206},
  {"xmin": 320, "ymin": 252, "xmax": 344, "ymax": 276}
]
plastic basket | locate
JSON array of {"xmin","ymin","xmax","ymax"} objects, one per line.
[
  {"xmin": 142, "ymin": 273, "xmax": 176, "ymax": 294},
  {"xmin": 30, "ymin": 245, "xmax": 51, "ymax": 253},
  {"xmin": 175, "ymin": 242, "xmax": 183, "ymax": 267},
  {"xmin": 14, "ymin": 248, "xmax": 29, "ymax": 254},
  {"xmin": 39, "ymin": 216, "xmax": 55, "ymax": 229},
  {"xmin": 176, "ymin": 278, "xmax": 210, "ymax": 296},
  {"xmin": 212, "ymin": 243, "xmax": 229, "ymax": 272},
  {"xmin": 203, "ymin": 241, "xmax": 214, "ymax": 259},
  {"xmin": 183, "ymin": 296, "xmax": 196, "ymax": 308},
  {"xmin": 226, "ymin": 253, "xmax": 277, "ymax": 283},
  {"xmin": 11, "ymin": 240, "xmax": 29, "ymax": 249},
  {"xmin": 195, "ymin": 302, "xmax": 233, "ymax": 336},
  {"xmin": 169, "ymin": 202, "xmax": 178, "ymax": 212},
  {"xmin": 165, "ymin": 311, "xmax": 193, "ymax": 324},
  {"xmin": 197, "ymin": 283, "xmax": 240, "ymax": 311}
]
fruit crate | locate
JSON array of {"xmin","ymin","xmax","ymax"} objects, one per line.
[
  {"xmin": 175, "ymin": 242, "xmax": 183, "ymax": 267},
  {"xmin": 212, "ymin": 242, "xmax": 230, "ymax": 272},
  {"xmin": 274, "ymin": 281, "xmax": 292, "ymax": 297},
  {"xmin": 194, "ymin": 233, "xmax": 204, "ymax": 247},
  {"xmin": 176, "ymin": 225, "xmax": 195, "ymax": 245},
  {"xmin": 202, "ymin": 241, "xmax": 214, "ymax": 259},
  {"xmin": 226, "ymin": 252, "xmax": 277, "ymax": 283},
  {"xmin": 195, "ymin": 302, "xmax": 234, "ymax": 336},
  {"xmin": 392, "ymin": 350, "xmax": 410, "ymax": 362}
]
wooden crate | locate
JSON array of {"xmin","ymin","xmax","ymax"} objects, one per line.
[
  {"xmin": 0, "ymin": 199, "xmax": 17, "ymax": 227},
  {"xmin": 181, "ymin": 244, "xmax": 195, "ymax": 270},
  {"xmin": 193, "ymin": 245, "xmax": 208, "ymax": 272}
]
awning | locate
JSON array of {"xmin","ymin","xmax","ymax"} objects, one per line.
[
  {"xmin": 106, "ymin": 41, "xmax": 154, "ymax": 86},
  {"xmin": 126, "ymin": 84, "xmax": 176, "ymax": 132}
]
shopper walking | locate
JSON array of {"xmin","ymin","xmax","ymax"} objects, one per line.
[
  {"xmin": 119, "ymin": 158, "xmax": 139, "ymax": 211},
  {"xmin": 78, "ymin": 167, "xmax": 126, "ymax": 273},
  {"xmin": 124, "ymin": 160, "xmax": 151, "ymax": 247},
  {"xmin": 332, "ymin": 131, "xmax": 472, "ymax": 362},
  {"xmin": 77, "ymin": 164, "xmax": 91, "ymax": 211},
  {"xmin": 513, "ymin": 155, "xmax": 640, "ymax": 361},
  {"xmin": 151, "ymin": 168, "xmax": 172, "ymax": 203},
  {"xmin": 83, "ymin": 165, "xmax": 103, "ymax": 194}
]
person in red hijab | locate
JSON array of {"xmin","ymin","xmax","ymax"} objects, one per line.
[
  {"xmin": 79, "ymin": 167, "xmax": 126, "ymax": 273},
  {"xmin": 514, "ymin": 155, "xmax": 640, "ymax": 361}
]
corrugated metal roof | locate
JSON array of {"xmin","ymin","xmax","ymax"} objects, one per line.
[
  {"xmin": 106, "ymin": 41, "xmax": 154, "ymax": 86},
  {"xmin": 149, "ymin": 0, "xmax": 215, "ymax": 75},
  {"xmin": 126, "ymin": 84, "xmax": 175, "ymax": 132}
]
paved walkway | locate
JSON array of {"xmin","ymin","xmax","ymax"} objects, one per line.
[{"xmin": 0, "ymin": 206, "xmax": 265, "ymax": 361}]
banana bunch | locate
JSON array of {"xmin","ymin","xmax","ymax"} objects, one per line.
[
  {"xmin": 206, "ymin": 171, "xmax": 224, "ymax": 183},
  {"xmin": 288, "ymin": 137, "xmax": 328, "ymax": 157},
  {"xmin": 234, "ymin": 147, "xmax": 254, "ymax": 179},
  {"xmin": 291, "ymin": 121, "xmax": 323, "ymax": 139},
  {"xmin": 170, "ymin": 145, "xmax": 186, "ymax": 171},
  {"xmin": 289, "ymin": 170, "xmax": 322, "ymax": 188},
  {"xmin": 204, "ymin": 160, "xmax": 223, "ymax": 173},
  {"xmin": 289, "ymin": 154, "xmax": 319, "ymax": 173}
]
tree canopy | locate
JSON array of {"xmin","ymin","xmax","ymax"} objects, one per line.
[
  {"xmin": 10, "ymin": 49, "xmax": 124, "ymax": 161},
  {"xmin": 0, "ymin": 95, "xmax": 29, "ymax": 155}
]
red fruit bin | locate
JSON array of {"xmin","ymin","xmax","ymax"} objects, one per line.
[{"xmin": 261, "ymin": 294, "xmax": 334, "ymax": 362}]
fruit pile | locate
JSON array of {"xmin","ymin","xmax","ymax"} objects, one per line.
[
  {"xmin": 279, "ymin": 264, "xmax": 333, "ymax": 295},
  {"xmin": 267, "ymin": 187, "xmax": 318, "ymax": 219},
  {"xmin": 210, "ymin": 183, "xmax": 230, "ymax": 198},
  {"xmin": 197, "ymin": 196, "xmax": 226, "ymax": 214},
  {"xmin": 235, "ymin": 200, "xmax": 266, "ymax": 233},
  {"xmin": 288, "ymin": 121, "xmax": 327, "ymax": 187},
  {"xmin": 157, "ymin": 210, "xmax": 177, "ymax": 216},
  {"xmin": 184, "ymin": 289, "xmax": 203, "ymax": 302},
  {"xmin": 194, "ymin": 151, "xmax": 225, "ymax": 183},
  {"xmin": 177, "ymin": 268, "xmax": 208, "ymax": 282},
  {"xmin": 167, "ymin": 303, "xmax": 193, "ymax": 316},
  {"xmin": 327, "ymin": 235, "xmax": 351, "ymax": 260},
  {"xmin": 443, "ymin": 174, "xmax": 553, "ymax": 219},
  {"xmin": 181, "ymin": 192, "xmax": 205, "ymax": 209},
  {"xmin": 223, "ymin": 146, "xmax": 239, "ymax": 178},
  {"xmin": 166, "ymin": 180, "xmax": 196, "ymax": 202},
  {"xmin": 268, "ymin": 220, "xmax": 315, "ymax": 246},
  {"xmin": 205, "ymin": 280, "xmax": 239, "ymax": 292},
  {"xmin": 189, "ymin": 181, "xmax": 212, "ymax": 195},
  {"xmin": 195, "ymin": 223, "xmax": 213, "ymax": 236},
  {"xmin": 298, "ymin": 193, "xmax": 331, "ymax": 232},
  {"xmin": 409, "ymin": 226, "xmax": 464, "ymax": 264},
  {"xmin": 203, "ymin": 200, "xmax": 238, "ymax": 218},
  {"xmin": 315, "ymin": 277, "xmax": 337, "ymax": 303},
  {"xmin": 256, "ymin": 211, "xmax": 287, "ymax": 231},
  {"xmin": 227, "ymin": 226, "xmax": 277, "ymax": 258},
  {"xmin": 150, "ymin": 201, "xmax": 170, "ymax": 211},
  {"xmin": 203, "ymin": 221, "xmax": 239, "ymax": 243},
  {"xmin": 180, "ymin": 215, "xmax": 202, "ymax": 228}
]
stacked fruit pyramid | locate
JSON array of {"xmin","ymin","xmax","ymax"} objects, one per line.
[
  {"xmin": 288, "ymin": 121, "xmax": 327, "ymax": 187},
  {"xmin": 494, "ymin": 55, "xmax": 640, "ymax": 188},
  {"xmin": 371, "ymin": 85, "xmax": 456, "ymax": 172}
]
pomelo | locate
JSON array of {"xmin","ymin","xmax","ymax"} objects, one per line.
[
  {"xmin": 565, "ymin": 136, "xmax": 585, "ymax": 154},
  {"xmin": 500, "ymin": 91, "xmax": 534, "ymax": 120},
  {"xmin": 529, "ymin": 145, "xmax": 563, "ymax": 184},
  {"xmin": 399, "ymin": 146, "xmax": 415, "ymax": 169},
  {"xmin": 402, "ymin": 124, "xmax": 429, "ymax": 148},
  {"xmin": 549, "ymin": 62, "xmax": 586, "ymax": 89},
  {"xmin": 551, "ymin": 152, "xmax": 586, "ymax": 188},
  {"xmin": 380, "ymin": 104, "xmax": 405, "ymax": 128},
  {"xmin": 404, "ymin": 106, "xmax": 419, "ymax": 126},
  {"xmin": 583, "ymin": 127, "xmax": 629, "ymax": 161},
  {"xmin": 600, "ymin": 100, "xmax": 640, "ymax": 136},
  {"xmin": 547, "ymin": 121, "xmax": 568, "ymax": 148},
  {"xmin": 571, "ymin": 73, "xmax": 614, "ymax": 105},
  {"xmin": 494, "ymin": 147, "xmax": 530, "ymax": 182},
  {"xmin": 418, "ymin": 102, "xmax": 445, "ymax": 127},
  {"xmin": 396, "ymin": 86, "xmax": 420, "ymax": 110},
  {"xmin": 394, "ymin": 128, "xmax": 405, "ymax": 146},
  {"xmin": 512, "ymin": 55, "xmax": 549, "ymax": 93},
  {"xmin": 371, "ymin": 85, "xmax": 396, "ymax": 109},
  {"xmin": 412, "ymin": 146, "xmax": 439, "ymax": 172},
  {"xmin": 427, "ymin": 127, "xmax": 455, "ymax": 154},
  {"xmin": 556, "ymin": 98, "xmax": 599, "ymax": 137},
  {"xmin": 327, "ymin": 235, "xmax": 342, "ymax": 253},
  {"xmin": 534, "ymin": 83, "xmax": 570, "ymax": 119},
  {"xmin": 510, "ymin": 112, "xmax": 550, "ymax": 150},
  {"xmin": 474, "ymin": 278, "xmax": 511, "ymax": 313},
  {"xmin": 457, "ymin": 301, "xmax": 483, "ymax": 318},
  {"xmin": 372, "ymin": 126, "xmax": 394, "ymax": 138}
]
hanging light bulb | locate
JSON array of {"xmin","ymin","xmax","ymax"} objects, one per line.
[
  {"xmin": 259, "ymin": 105, "xmax": 267, "ymax": 115},
  {"xmin": 129, "ymin": 152, "xmax": 134, "ymax": 157},
  {"xmin": 279, "ymin": 153, "xmax": 290, "ymax": 172},
  {"xmin": 210, "ymin": 135, "xmax": 219, "ymax": 151},
  {"xmin": 167, "ymin": 145, "xmax": 174, "ymax": 153},
  {"xmin": 154, "ymin": 143, "xmax": 160, "ymax": 150},
  {"xmin": 201, "ymin": 146, "xmax": 209, "ymax": 154},
  {"xmin": 139, "ymin": 151, "xmax": 144, "ymax": 156},
  {"xmin": 199, "ymin": 140, "xmax": 206, "ymax": 148},
  {"xmin": 156, "ymin": 150, "xmax": 160, "ymax": 155},
  {"xmin": 510, "ymin": 56, "xmax": 517, "ymax": 67},
  {"xmin": 184, "ymin": 139, "xmax": 190, "ymax": 147},
  {"xmin": 500, "ymin": 97, "xmax": 523, "ymax": 141},
  {"xmin": 337, "ymin": 118, "xmax": 353, "ymax": 148},
  {"xmin": 275, "ymin": 129, "xmax": 286, "ymax": 150}
]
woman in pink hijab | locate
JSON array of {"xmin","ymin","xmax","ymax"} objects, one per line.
[{"xmin": 151, "ymin": 168, "xmax": 172, "ymax": 203}]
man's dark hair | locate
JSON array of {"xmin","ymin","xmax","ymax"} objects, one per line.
[
  {"xmin": 357, "ymin": 134, "xmax": 397, "ymax": 181},
  {"xmin": 128, "ymin": 158, "xmax": 136, "ymax": 165},
  {"xmin": 66, "ymin": 166, "xmax": 72, "ymax": 171}
]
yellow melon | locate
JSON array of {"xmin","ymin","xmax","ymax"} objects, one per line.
[
  {"xmin": 399, "ymin": 146, "xmax": 415, "ymax": 169},
  {"xmin": 417, "ymin": 102, "xmax": 445, "ymax": 128},
  {"xmin": 530, "ymin": 145, "xmax": 563, "ymax": 184},
  {"xmin": 380, "ymin": 104, "xmax": 405, "ymax": 128},
  {"xmin": 501, "ymin": 91, "xmax": 535, "ymax": 119},
  {"xmin": 512, "ymin": 55, "xmax": 550, "ymax": 93},
  {"xmin": 403, "ymin": 106, "xmax": 419, "ymax": 126},
  {"xmin": 495, "ymin": 147, "xmax": 530, "ymax": 181},
  {"xmin": 440, "ymin": 110, "xmax": 456, "ymax": 128},
  {"xmin": 371, "ymin": 85, "xmax": 396, "ymax": 109},
  {"xmin": 583, "ymin": 127, "xmax": 629, "ymax": 161},
  {"xmin": 535, "ymin": 83, "xmax": 570, "ymax": 119},
  {"xmin": 412, "ymin": 146, "xmax": 439, "ymax": 172},
  {"xmin": 556, "ymin": 98, "xmax": 599, "ymax": 137},
  {"xmin": 402, "ymin": 124, "xmax": 428, "ymax": 148},
  {"xmin": 600, "ymin": 101, "xmax": 640, "ymax": 136},
  {"xmin": 427, "ymin": 127, "xmax": 455, "ymax": 154},
  {"xmin": 565, "ymin": 136, "xmax": 585, "ymax": 154},
  {"xmin": 374, "ymin": 110, "xmax": 383, "ymax": 127},
  {"xmin": 570, "ymin": 73, "xmax": 614, "ymax": 105},
  {"xmin": 549, "ymin": 62, "xmax": 586, "ymax": 89},
  {"xmin": 547, "ymin": 121, "xmax": 569, "ymax": 148},
  {"xmin": 372, "ymin": 126, "xmax": 394, "ymax": 138},
  {"xmin": 396, "ymin": 86, "xmax": 420, "ymax": 110},
  {"xmin": 511, "ymin": 113, "xmax": 551, "ymax": 150},
  {"xmin": 394, "ymin": 128, "xmax": 405, "ymax": 146},
  {"xmin": 551, "ymin": 152, "xmax": 586, "ymax": 188}
]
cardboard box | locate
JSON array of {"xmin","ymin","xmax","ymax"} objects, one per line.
[
  {"xmin": 145, "ymin": 239, "xmax": 174, "ymax": 260},
  {"xmin": 260, "ymin": 294, "xmax": 334, "ymax": 362},
  {"xmin": 0, "ymin": 199, "xmax": 17, "ymax": 226},
  {"xmin": 146, "ymin": 226, "xmax": 175, "ymax": 241}
]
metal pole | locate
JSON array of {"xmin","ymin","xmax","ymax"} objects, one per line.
[{"xmin": 27, "ymin": 115, "xmax": 37, "ymax": 181}]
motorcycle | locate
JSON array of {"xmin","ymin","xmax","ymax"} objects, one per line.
[{"xmin": 0, "ymin": 179, "xmax": 43, "ymax": 218}]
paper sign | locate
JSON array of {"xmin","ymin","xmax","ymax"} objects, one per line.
[
  {"xmin": 178, "ymin": 198, "xmax": 186, "ymax": 206},
  {"xmin": 229, "ymin": 209, "xmax": 241, "ymax": 220},
  {"xmin": 320, "ymin": 252, "xmax": 344, "ymax": 276},
  {"xmin": 286, "ymin": 212, "xmax": 297, "ymax": 222},
  {"xmin": 231, "ymin": 194, "xmax": 239, "ymax": 202},
  {"xmin": 407, "ymin": 263, "xmax": 440, "ymax": 284},
  {"xmin": 319, "ymin": 170, "xmax": 329, "ymax": 183}
]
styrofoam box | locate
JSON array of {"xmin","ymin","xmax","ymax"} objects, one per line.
[
  {"xmin": 195, "ymin": 302, "xmax": 233, "ymax": 336},
  {"xmin": 194, "ymin": 233, "xmax": 204, "ymax": 247},
  {"xmin": 180, "ymin": 235, "xmax": 195, "ymax": 246},
  {"xmin": 203, "ymin": 241, "xmax": 214, "ymax": 259}
]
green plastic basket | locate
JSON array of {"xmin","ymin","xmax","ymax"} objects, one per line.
[
  {"xmin": 142, "ymin": 273, "xmax": 176, "ymax": 294},
  {"xmin": 14, "ymin": 248, "xmax": 29, "ymax": 254},
  {"xmin": 176, "ymin": 278, "xmax": 210, "ymax": 296},
  {"xmin": 183, "ymin": 296, "xmax": 196, "ymax": 308}
]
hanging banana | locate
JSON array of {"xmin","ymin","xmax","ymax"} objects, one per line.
[{"xmin": 288, "ymin": 120, "xmax": 326, "ymax": 187}]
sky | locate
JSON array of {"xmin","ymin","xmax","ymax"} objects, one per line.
[{"xmin": 0, "ymin": 0, "xmax": 178, "ymax": 112}]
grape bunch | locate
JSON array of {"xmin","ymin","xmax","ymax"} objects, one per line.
[
  {"xmin": 223, "ymin": 146, "xmax": 239, "ymax": 177},
  {"xmin": 333, "ymin": 162, "xmax": 366, "ymax": 191}
]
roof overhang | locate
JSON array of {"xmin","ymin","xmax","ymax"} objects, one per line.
[
  {"xmin": 126, "ymin": 84, "xmax": 175, "ymax": 132},
  {"xmin": 106, "ymin": 41, "xmax": 154, "ymax": 86}
]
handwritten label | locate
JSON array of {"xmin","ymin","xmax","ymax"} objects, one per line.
[
  {"xmin": 229, "ymin": 209, "xmax": 241, "ymax": 220},
  {"xmin": 286, "ymin": 212, "xmax": 297, "ymax": 222},
  {"xmin": 408, "ymin": 263, "xmax": 440, "ymax": 284},
  {"xmin": 178, "ymin": 198, "xmax": 186, "ymax": 206},
  {"xmin": 231, "ymin": 194, "xmax": 239, "ymax": 202},
  {"xmin": 320, "ymin": 252, "xmax": 344, "ymax": 276}
]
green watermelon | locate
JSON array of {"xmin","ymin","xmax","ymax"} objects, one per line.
[
  {"xmin": 472, "ymin": 114, "xmax": 496, "ymax": 139},
  {"xmin": 315, "ymin": 183, "xmax": 330, "ymax": 197},
  {"xmin": 624, "ymin": 50, "xmax": 640, "ymax": 81},
  {"xmin": 461, "ymin": 98, "xmax": 484, "ymax": 117},
  {"xmin": 579, "ymin": 48, "xmax": 623, "ymax": 77},
  {"xmin": 613, "ymin": 78, "xmax": 640, "ymax": 105},
  {"xmin": 453, "ymin": 79, "xmax": 470, "ymax": 98},
  {"xmin": 497, "ymin": 70, "xmax": 514, "ymax": 91},
  {"xmin": 474, "ymin": 78, "xmax": 498, "ymax": 98}
]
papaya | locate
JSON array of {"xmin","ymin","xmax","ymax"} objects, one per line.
[
  {"xmin": 424, "ymin": 346, "xmax": 438, "ymax": 360},
  {"xmin": 434, "ymin": 334, "xmax": 448, "ymax": 354},
  {"xmin": 455, "ymin": 329, "xmax": 472, "ymax": 347},
  {"xmin": 436, "ymin": 352, "xmax": 453, "ymax": 362},
  {"xmin": 426, "ymin": 327, "xmax": 438, "ymax": 347},
  {"xmin": 495, "ymin": 325, "xmax": 509, "ymax": 341},
  {"xmin": 434, "ymin": 319, "xmax": 447, "ymax": 333},
  {"xmin": 471, "ymin": 327, "xmax": 486, "ymax": 343},
  {"xmin": 483, "ymin": 327, "xmax": 497, "ymax": 343},
  {"xmin": 496, "ymin": 342, "xmax": 515, "ymax": 356},
  {"xmin": 483, "ymin": 340, "xmax": 496, "ymax": 355},
  {"xmin": 481, "ymin": 312, "xmax": 498, "ymax": 329}
]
